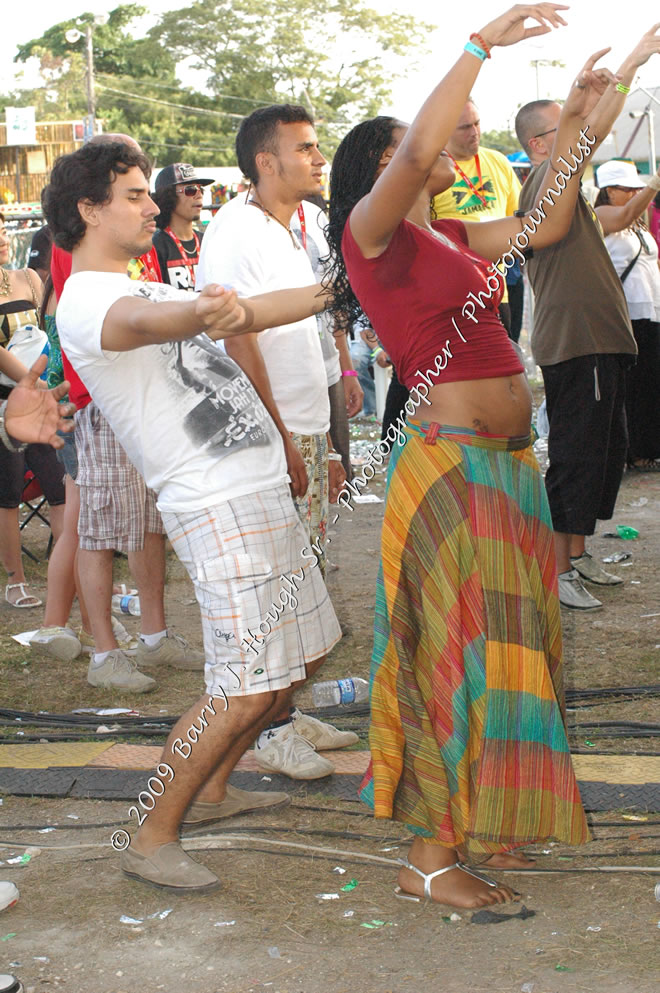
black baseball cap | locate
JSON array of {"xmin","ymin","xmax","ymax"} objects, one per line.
[{"xmin": 154, "ymin": 163, "xmax": 214, "ymax": 192}]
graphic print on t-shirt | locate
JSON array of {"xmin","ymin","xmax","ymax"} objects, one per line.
[
  {"xmin": 451, "ymin": 177, "xmax": 496, "ymax": 214},
  {"xmin": 134, "ymin": 282, "xmax": 272, "ymax": 459},
  {"xmin": 152, "ymin": 228, "xmax": 201, "ymax": 290}
]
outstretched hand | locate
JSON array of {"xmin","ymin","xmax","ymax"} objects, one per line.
[
  {"xmin": 5, "ymin": 355, "xmax": 76, "ymax": 448},
  {"xmin": 562, "ymin": 48, "xmax": 618, "ymax": 119},
  {"xmin": 479, "ymin": 3, "xmax": 568, "ymax": 49},
  {"xmin": 196, "ymin": 284, "xmax": 250, "ymax": 340},
  {"xmin": 626, "ymin": 22, "xmax": 660, "ymax": 70}
]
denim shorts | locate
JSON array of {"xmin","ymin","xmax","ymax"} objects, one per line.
[{"xmin": 55, "ymin": 428, "xmax": 78, "ymax": 481}]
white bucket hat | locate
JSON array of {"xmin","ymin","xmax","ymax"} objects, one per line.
[{"xmin": 596, "ymin": 160, "xmax": 645, "ymax": 189}]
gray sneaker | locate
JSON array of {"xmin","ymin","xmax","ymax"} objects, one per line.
[
  {"xmin": 87, "ymin": 649, "xmax": 157, "ymax": 692},
  {"xmin": 29, "ymin": 626, "xmax": 82, "ymax": 661},
  {"xmin": 570, "ymin": 552, "xmax": 623, "ymax": 586},
  {"xmin": 136, "ymin": 632, "xmax": 204, "ymax": 671},
  {"xmin": 558, "ymin": 569, "xmax": 603, "ymax": 610}
]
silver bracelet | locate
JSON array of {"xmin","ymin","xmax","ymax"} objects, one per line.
[
  {"xmin": 0, "ymin": 411, "xmax": 26, "ymax": 452},
  {"xmin": 327, "ymin": 452, "xmax": 343, "ymax": 462},
  {"xmin": 644, "ymin": 174, "xmax": 660, "ymax": 192}
]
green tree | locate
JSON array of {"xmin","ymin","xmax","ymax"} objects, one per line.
[
  {"xmin": 151, "ymin": 0, "xmax": 430, "ymax": 157},
  {"xmin": 4, "ymin": 0, "xmax": 429, "ymax": 166},
  {"xmin": 480, "ymin": 128, "xmax": 521, "ymax": 156},
  {"xmin": 6, "ymin": 5, "xmax": 233, "ymax": 165}
]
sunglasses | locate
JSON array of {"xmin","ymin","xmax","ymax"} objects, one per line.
[
  {"xmin": 532, "ymin": 127, "xmax": 557, "ymax": 140},
  {"xmin": 178, "ymin": 184, "xmax": 203, "ymax": 196}
]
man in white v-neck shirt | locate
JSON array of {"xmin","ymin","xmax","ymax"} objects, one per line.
[{"xmin": 197, "ymin": 105, "xmax": 357, "ymax": 780}]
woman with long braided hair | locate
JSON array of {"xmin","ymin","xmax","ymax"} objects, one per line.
[{"xmin": 323, "ymin": 5, "xmax": 617, "ymax": 908}]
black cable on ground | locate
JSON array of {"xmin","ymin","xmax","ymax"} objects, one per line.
[{"xmin": 0, "ymin": 692, "xmax": 658, "ymax": 738}]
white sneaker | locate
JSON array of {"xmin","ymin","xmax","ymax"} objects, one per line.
[
  {"xmin": 570, "ymin": 552, "xmax": 623, "ymax": 586},
  {"xmin": 0, "ymin": 880, "xmax": 19, "ymax": 912},
  {"xmin": 558, "ymin": 570, "xmax": 603, "ymax": 610},
  {"xmin": 291, "ymin": 708, "xmax": 359, "ymax": 750},
  {"xmin": 29, "ymin": 626, "xmax": 81, "ymax": 661},
  {"xmin": 87, "ymin": 649, "xmax": 156, "ymax": 693},
  {"xmin": 254, "ymin": 723, "xmax": 335, "ymax": 779}
]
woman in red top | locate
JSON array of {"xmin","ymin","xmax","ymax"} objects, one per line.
[{"xmin": 325, "ymin": 5, "xmax": 612, "ymax": 909}]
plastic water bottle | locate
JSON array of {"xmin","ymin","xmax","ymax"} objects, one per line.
[
  {"xmin": 111, "ymin": 594, "xmax": 141, "ymax": 617},
  {"xmin": 312, "ymin": 677, "xmax": 369, "ymax": 708}
]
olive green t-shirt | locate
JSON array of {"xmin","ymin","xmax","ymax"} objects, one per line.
[{"xmin": 519, "ymin": 162, "xmax": 636, "ymax": 367}]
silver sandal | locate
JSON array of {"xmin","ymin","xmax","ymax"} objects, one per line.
[{"xmin": 394, "ymin": 856, "xmax": 498, "ymax": 902}]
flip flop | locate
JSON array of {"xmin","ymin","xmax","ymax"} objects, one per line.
[{"xmin": 5, "ymin": 583, "xmax": 42, "ymax": 608}]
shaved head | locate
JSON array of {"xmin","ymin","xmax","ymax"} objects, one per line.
[{"xmin": 515, "ymin": 100, "xmax": 558, "ymax": 155}]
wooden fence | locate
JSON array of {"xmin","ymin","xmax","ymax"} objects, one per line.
[{"xmin": 0, "ymin": 120, "xmax": 84, "ymax": 204}]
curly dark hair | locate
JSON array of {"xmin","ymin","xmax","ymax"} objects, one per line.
[
  {"xmin": 152, "ymin": 185, "xmax": 178, "ymax": 229},
  {"xmin": 236, "ymin": 104, "xmax": 314, "ymax": 185},
  {"xmin": 43, "ymin": 142, "xmax": 150, "ymax": 252},
  {"xmin": 323, "ymin": 116, "xmax": 401, "ymax": 329}
]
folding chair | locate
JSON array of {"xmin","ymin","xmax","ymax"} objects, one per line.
[{"xmin": 20, "ymin": 470, "xmax": 53, "ymax": 563}]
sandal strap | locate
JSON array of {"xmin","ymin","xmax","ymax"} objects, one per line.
[
  {"xmin": 6, "ymin": 582, "xmax": 40, "ymax": 606},
  {"xmin": 456, "ymin": 861, "xmax": 497, "ymax": 887},
  {"xmin": 397, "ymin": 857, "xmax": 463, "ymax": 899}
]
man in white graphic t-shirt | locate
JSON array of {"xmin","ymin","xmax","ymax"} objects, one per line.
[
  {"xmin": 47, "ymin": 140, "xmax": 341, "ymax": 894},
  {"xmin": 198, "ymin": 104, "xmax": 358, "ymax": 780}
]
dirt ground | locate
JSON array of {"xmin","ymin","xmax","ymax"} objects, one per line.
[{"xmin": 0, "ymin": 415, "xmax": 659, "ymax": 993}]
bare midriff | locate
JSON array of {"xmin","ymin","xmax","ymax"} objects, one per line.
[{"xmin": 408, "ymin": 373, "xmax": 533, "ymax": 438}]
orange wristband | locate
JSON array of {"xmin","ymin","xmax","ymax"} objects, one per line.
[{"xmin": 470, "ymin": 33, "xmax": 491, "ymax": 58}]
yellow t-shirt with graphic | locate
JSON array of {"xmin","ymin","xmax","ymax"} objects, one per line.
[
  {"xmin": 432, "ymin": 146, "xmax": 520, "ymax": 222},
  {"xmin": 432, "ymin": 146, "xmax": 520, "ymax": 303}
]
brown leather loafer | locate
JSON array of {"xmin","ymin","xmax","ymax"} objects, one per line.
[
  {"xmin": 120, "ymin": 842, "xmax": 220, "ymax": 891},
  {"xmin": 182, "ymin": 784, "xmax": 291, "ymax": 825}
]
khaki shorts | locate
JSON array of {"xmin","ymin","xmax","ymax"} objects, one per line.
[
  {"xmin": 75, "ymin": 402, "xmax": 165, "ymax": 552},
  {"xmin": 162, "ymin": 484, "xmax": 342, "ymax": 698}
]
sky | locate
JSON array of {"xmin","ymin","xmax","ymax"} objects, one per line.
[{"xmin": 3, "ymin": 0, "xmax": 659, "ymax": 140}]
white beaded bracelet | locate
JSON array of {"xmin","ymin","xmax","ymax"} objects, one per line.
[
  {"xmin": 644, "ymin": 174, "xmax": 660, "ymax": 192},
  {"xmin": 327, "ymin": 452, "xmax": 343, "ymax": 462}
]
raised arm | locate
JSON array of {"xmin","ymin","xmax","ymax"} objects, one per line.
[
  {"xmin": 586, "ymin": 23, "xmax": 660, "ymax": 154},
  {"xmin": 463, "ymin": 49, "xmax": 615, "ymax": 261},
  {"xmin": 349, "ymin": 3, "xmax": 569, "ymax": 257},
  {"xmin": 596, "ymin": 169, "xmax": 660, "ymax": 236}
]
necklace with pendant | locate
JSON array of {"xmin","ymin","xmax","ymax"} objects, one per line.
[
  {"xmin": 247, "ymin": 197, "xmax": 302, "ymax": 251},
  {"xmin": 0, "ymin": 268, "xmax": 10, "ymax": 297}
]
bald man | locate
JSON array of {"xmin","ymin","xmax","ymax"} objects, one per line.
[{"xmin": 514, "ymin": 24, "xmax": 660, "ymax": 612}]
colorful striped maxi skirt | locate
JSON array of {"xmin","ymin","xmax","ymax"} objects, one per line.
[{"xmin": 359, "ymin": 423, "xmax": 590, "ymax": 859}]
